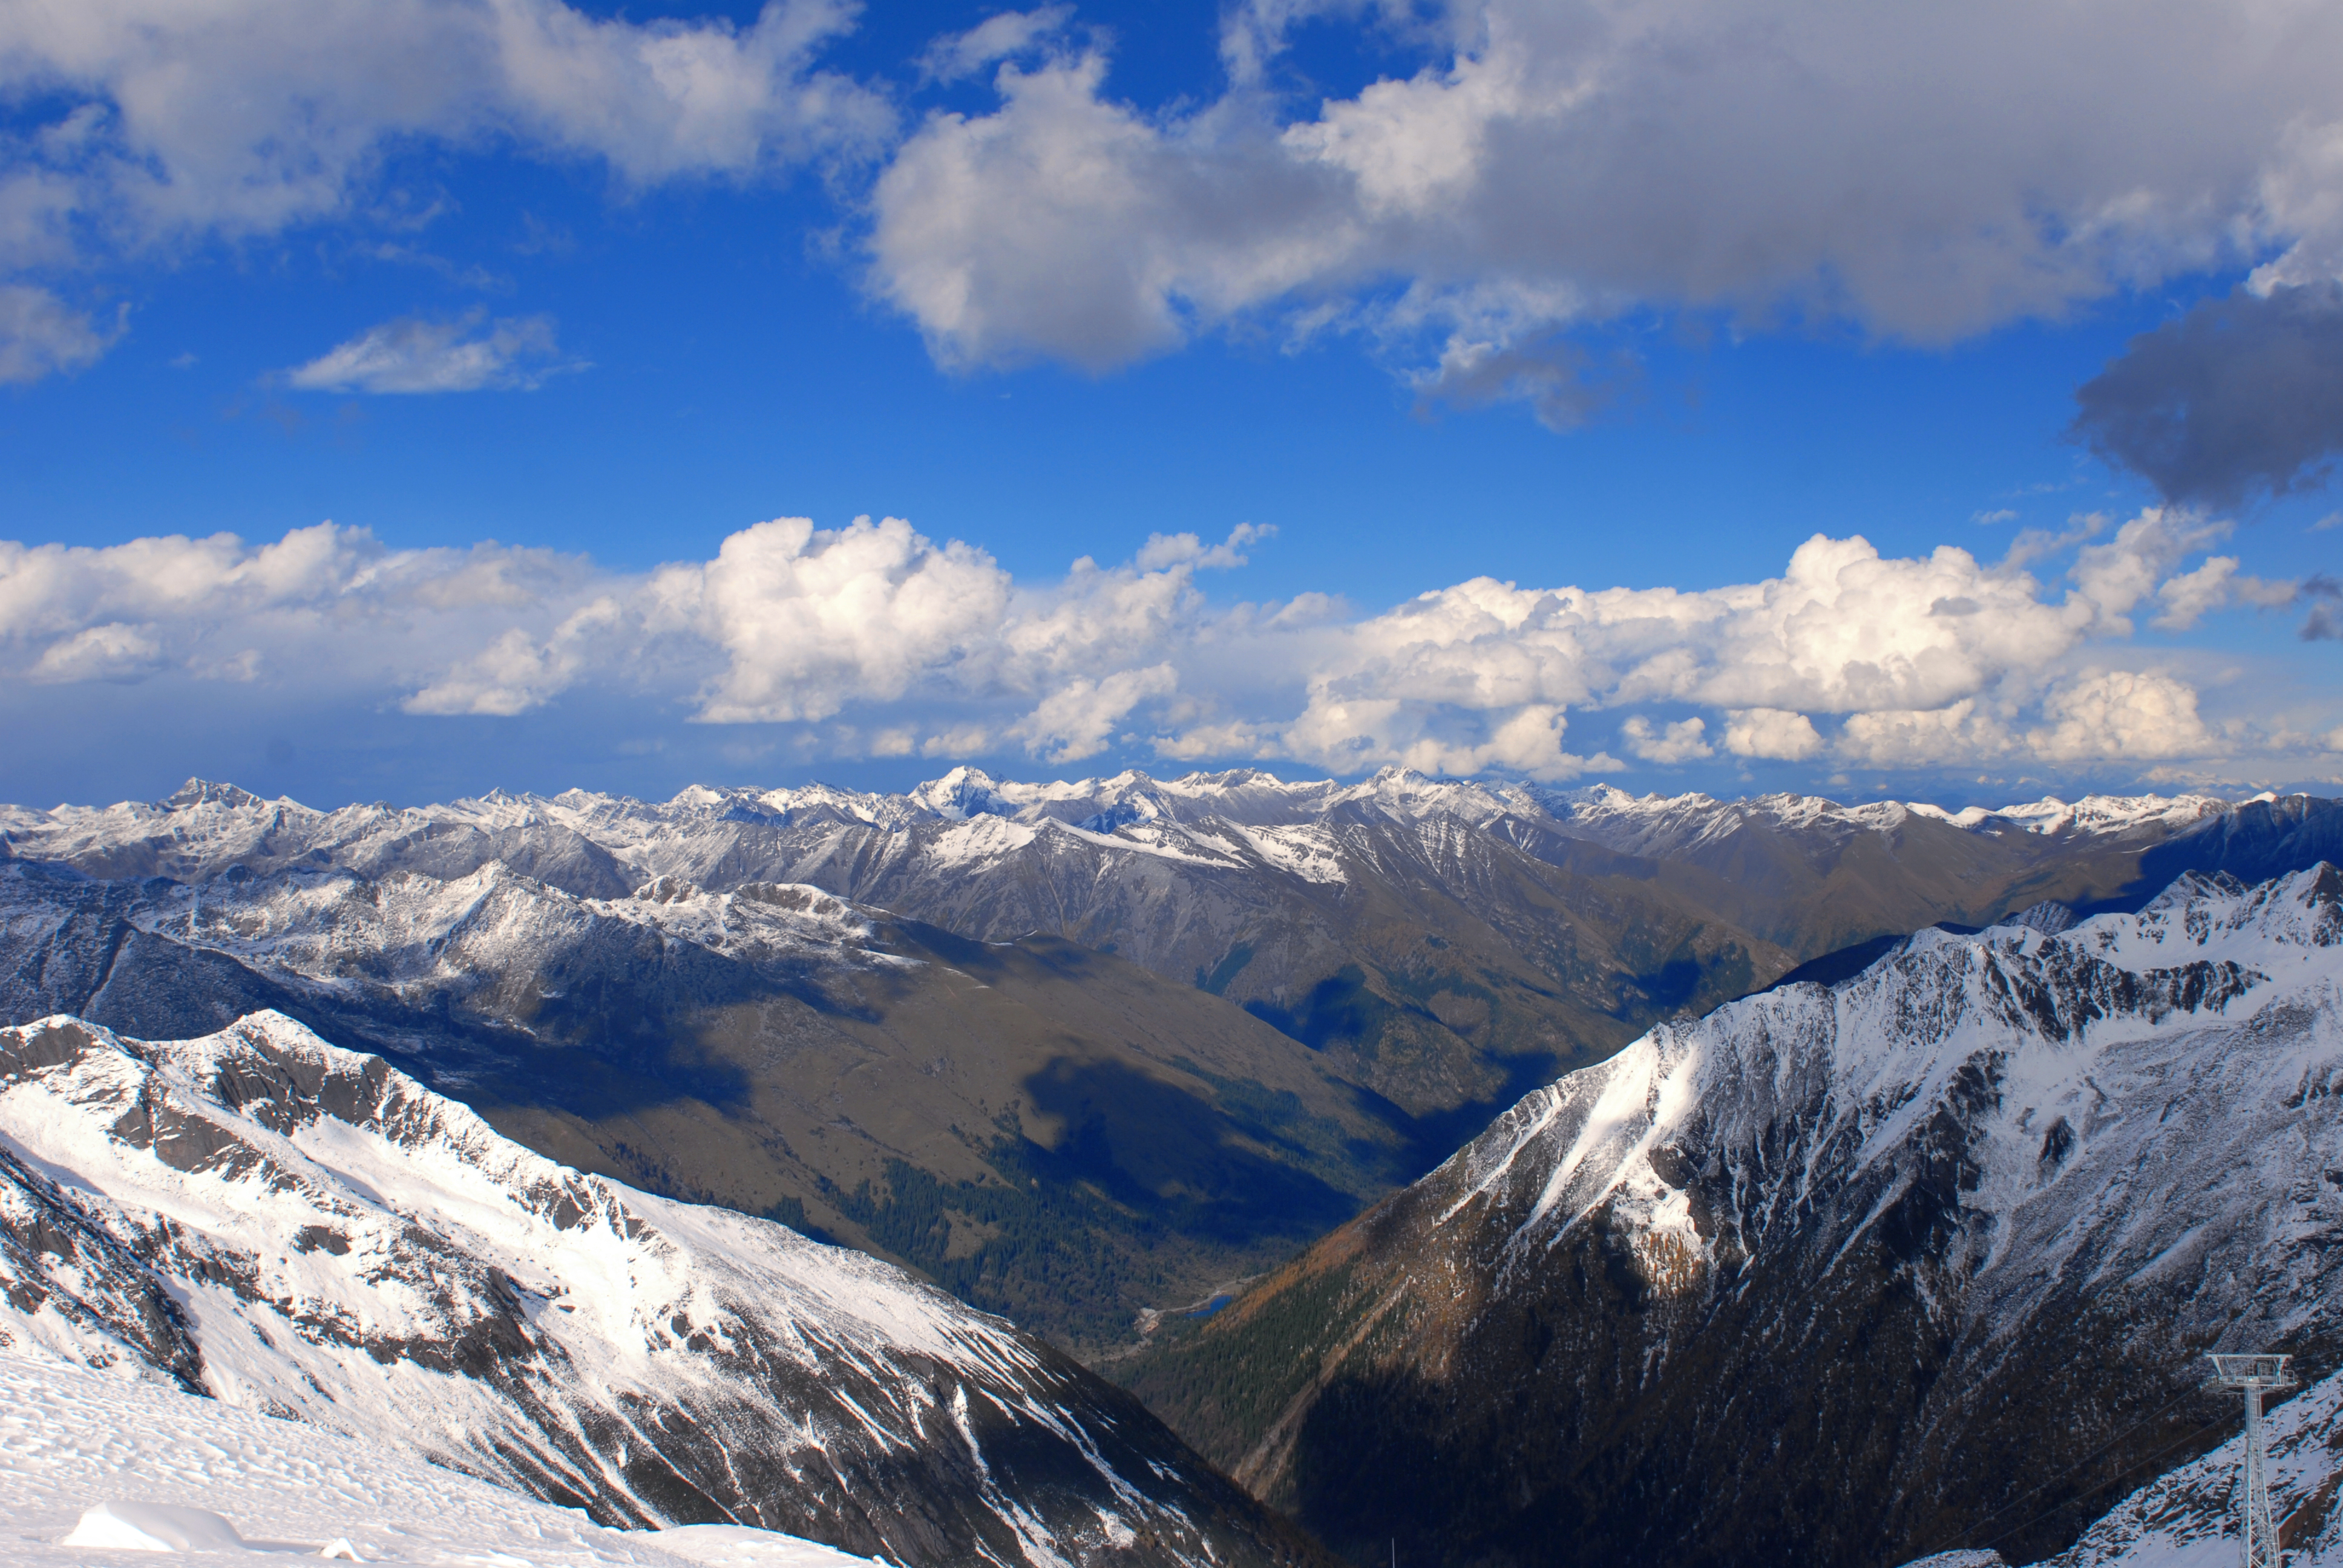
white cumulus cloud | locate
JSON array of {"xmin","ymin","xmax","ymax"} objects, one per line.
[
  {"xmin": 1722, "ymin": 709, "xmax": 1824, "ymax": 762},
  {"xmin": 0, "ymin": 0, "xmax": 890, "ymax": 256},
  {"xmin": 404, "ymin": 598, "xmax": 623, "ymax": 715},
  {"xmin": 0, "ymin": 522, "xmax": 597, "ymax": 701},
  {"xmin": 647, "ymin": 516, "xmax": 1017, "ymax": 724},
  {"xmin": 1619, "ymin": 714, "xmax": 1712, "ymax": 764},
  {"xmin": 1836, "ymin": 700, "xmax": 2016, "ymax": 769},
  {"xmin": 2027, "ymin": 670, "xmax": 2217, "ymax": 762},
  {"xmin": 0, "ymin": 508, "xmax": 2325, "ymax": 783},
  {"xmin": 0, "ymin": 0, "xmax": 893, "ymax": 376},
  {"xmin": 865, "ymin": 0, "xmax": 2343, "ymax": 399},
  {"xmin": 1011, "ymin": 664, "xmax": 1180, "ymax": 763},
  {"xmin": 916, "ymin": 6, "xmax": 1074, "ymax": 85},
  {"xmin": 30, "ymin": 622, "xmax": 165, "ymax": 684}
]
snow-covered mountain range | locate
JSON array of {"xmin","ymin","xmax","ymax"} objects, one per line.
[
  {"xmin": 0, "ymin": 852, "xmax": 1404, "ymax": 1352},
  {"xmin": 1122, "ymin": 863, "xmax": 2343, "ymax": 1568},
  {"xmin": 4, "ymin": 767, "xmax": 2320, "ymax": 1120},
  {"xmin": 0, "ymin": 1010, "xmax": 1322, "ymax": 1568},
  {"xmin": 1, "ymin": 771, "xmax": 2313, "ymax": 990},
  {"xmin": 0, "ymin": 768, "xmax": 2259, "ymax": 891},
  {"xmin": 4, "ymin": 771, "xmax": 2340, "ymax": 1568}
]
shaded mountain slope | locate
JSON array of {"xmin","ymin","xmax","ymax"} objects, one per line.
[
  {"xmin": 1119, "ymin": 866, "xmax": 2343, "ymax": 1568},
  {"xmin": 1528, "ymin": 785, "xmax": 2224, "ymax": 956},
  {"xmin": 2080, "ymin": 791, "xmax": 2343, "ymax": 913},
  {"xmin": 544, "ymin": 780, "xmax": 1786, "ymax": 1118}
]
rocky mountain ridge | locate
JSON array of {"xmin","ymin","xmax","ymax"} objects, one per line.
[
  {"xmin": 0, "ymin": 1008, "xmax": 1325, "ymax": 1568},
  {"xmin": 0, "ymin": 768, "xmax": 2260, "ymax": 889},
  {"xmin": 8, "ymin": 768, "xmax": 2316, "ymax": 1109}
]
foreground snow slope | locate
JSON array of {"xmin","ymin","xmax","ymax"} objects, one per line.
[
  {"xmin": 0, "ymin": 1350, "xmax": 878, "ymax": 1566},
  {"xmin": 1123, "ymin": 864, "xmax": 2343, "ymax": 1568},
  {"xmin": 0, "ymin": 1011, "xmax": 1317, "ymax": 1568}
]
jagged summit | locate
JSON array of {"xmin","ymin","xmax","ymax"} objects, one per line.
[{"xmin": 163, "ymin": 777, "xmax": 269, "ymax": 810}]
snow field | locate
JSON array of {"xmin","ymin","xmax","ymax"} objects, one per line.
[{"xmin": 0, "ymin": 1351, "xmax": 874, "ymax": 1567}]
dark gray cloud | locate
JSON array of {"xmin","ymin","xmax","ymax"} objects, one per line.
[
  {"xmin": 1412, "ymin": 337, "xmax": 1644, "ymax": 433},
  {"xmin": 2302, "ymin": 573, "xmax": 2343, "ymax": 641},
  {"xmin": 2072, "ymin": 284, "xmax": 2343, "ymax": 507}
]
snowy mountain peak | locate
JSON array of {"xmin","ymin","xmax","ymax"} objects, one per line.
[
  {"xmin": 1973, "ymin": 791, "xmax": 2232, "ymax": 837},
  {"xmin": 2102, "ymin": 860, "xmax": 2343, "ymax": 961},
  {"xmin": 163, "ymin": 778, "xmax": 274, "ymax": 812},
  {"xmin": 1447, "ymin": 860, "xmax": 2343, "ymax": 1305},
  {"xmin": 0, "ymin": 1009, "xmax": 1318, "ymax": 1568},
  {"xmin": 905, "ymin": 764, "xmax": 1019, "ymax": 820},
  {"xmin": 0, "ymin": 769, "xmax": 2293, "ymax": 892}
]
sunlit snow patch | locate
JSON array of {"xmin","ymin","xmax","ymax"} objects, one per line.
[
  {"xmin": 59, "ymin": 1502, "xmax": 251, "ymax": 1553},
  {"xmin": 0, "ymin": 1352, "xmax": 730, "ymax": 1566}
]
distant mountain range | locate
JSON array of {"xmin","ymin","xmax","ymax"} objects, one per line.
[
  {"xmin": 0, "ymin": 1009, "xmax": 1323, "ymax": 1568},
  {"xmin": 4, "ymin": 769, "xmax": 2339, "ymax": 1359},
  {"xmin": 1119, "ymin": 864, "xmax": 2343, "ymax": 1568}
]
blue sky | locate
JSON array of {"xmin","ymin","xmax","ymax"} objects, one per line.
[{"xmin": 2, "ymin": 0, "xmax": 2341, "ymax": 811}]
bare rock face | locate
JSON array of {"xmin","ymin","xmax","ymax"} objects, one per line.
[
  {"xmin": 1123, "ymin": 866, "xmax": 2343, "ymax": 1568},
  {"xmin": 0, "ymin": 1010, "xmax": 1328, "ymax": 1568}
]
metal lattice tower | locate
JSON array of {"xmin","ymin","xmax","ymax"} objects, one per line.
[{"xmin": 2209, "ymin": 1354, "xmax": 2297, "ymax": 1568}]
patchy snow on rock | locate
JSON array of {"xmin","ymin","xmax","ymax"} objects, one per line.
[
  {"xmin": 0, "ymin": 772, "xmax": 2272, "ymax": 900},
  {"xmin": 1530, "ymin": 785, "xmax": 1752, "ymax": 857},
  {"xmin": 0, "ymin": 766, "xmax": 1566, "ymax": 891},
  {"xmin": 1545, "ymin": 780, "xmax": 2253, "ymax": 857},
  {"xmin": 2053, "ymin": 1362, "xmax": 2343, "ymax": 1568},
  {"xmin": 1906, "ymin": 803, "xmax": 1999, "ymax": 829},
  {"xmin": 1227, "ymin": 825, "xmax": 1349, "ymax": 886},
  {"xmin": 917, "ymin": 813, "xmax": 1042, "ymax": 871},
  {"xmin": 1446, "ymin": 864, "xmax": 2343, "ymax": 1294}
]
